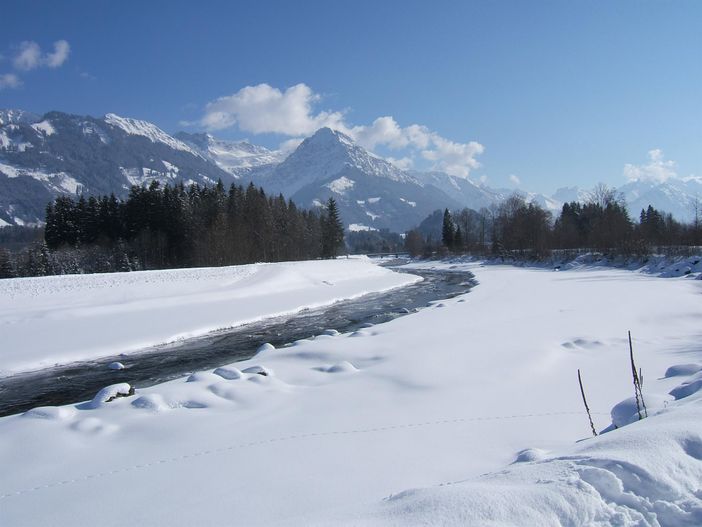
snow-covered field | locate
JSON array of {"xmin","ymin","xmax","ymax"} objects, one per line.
[
  {"xmin": 1, "ymin": 260, "xmax": 702, "ymax": 526},
  {"xmin": 0, "ymin": 258, "xmax": 419, "ymax": 375}
]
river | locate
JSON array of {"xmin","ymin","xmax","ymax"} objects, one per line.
[{"xmin": 0, "ymin": 266, "xmax": 474, "ymax": 417}]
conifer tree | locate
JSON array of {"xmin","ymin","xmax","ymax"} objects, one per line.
[
  {"xmin": 322, "ymin": 197, "xmax": 345, "ymax": 258},
  {"xmin": 442, "ymin": 208, "xmax": 455, "ymax": 249}
]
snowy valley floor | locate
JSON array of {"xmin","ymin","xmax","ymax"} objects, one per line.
[{"xmin": 1, "ymin": 260, "xmax": 702, "ymax": 526}]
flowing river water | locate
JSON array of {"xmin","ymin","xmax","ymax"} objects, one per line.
[{"xmin": 0, "ymin": 265, "xmax": 475, "ymax": 417}]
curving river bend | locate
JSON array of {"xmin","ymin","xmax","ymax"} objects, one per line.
[{"xmin": 0, "ymin": 266, "xmax": 474, "ymax": 417}]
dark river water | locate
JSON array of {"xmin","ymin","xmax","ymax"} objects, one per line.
[{"xmin": 0, "ymin": 265, "xmax": 475, "ymax": 417}]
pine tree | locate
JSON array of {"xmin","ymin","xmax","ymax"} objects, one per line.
[
  {"xmin": 0, "ymin": 249, "xmax": 14, "ymax": 278},
  {"xmin": 442, "ymin": 208, "xmax": 455, "ymax": 249},
  {"xmin": 322, "ymin": 197, "xmax": 345, "ymax": 258}
]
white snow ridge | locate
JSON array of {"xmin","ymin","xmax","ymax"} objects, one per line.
[{"xmin": 104, "ymin": 113, "xmax": 199, "ymax": 155}]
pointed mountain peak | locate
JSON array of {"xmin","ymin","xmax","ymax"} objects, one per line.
[{"xmin": 302, "ymin": 127, "xmax": 357, "ymax": 151}]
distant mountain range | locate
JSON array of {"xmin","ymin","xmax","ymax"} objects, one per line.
[{"xmin": 1, "ymin": 108, "xmax": 699, "ymax": 230}]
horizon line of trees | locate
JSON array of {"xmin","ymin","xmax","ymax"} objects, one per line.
[
  {"xmin": 405, "ymin": 184, "xmax": 701, "ymax": 258},
  {"xmin": 0, "ymin": 180, "xmax": 345, "ymax": 278}
]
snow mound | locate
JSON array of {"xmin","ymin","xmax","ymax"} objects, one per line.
[
  {"xmin": 348, "ymin": 408, "xmax": 702, "ymax": 527},
  {"xmin": 608, "ymin": 393, "xmax": 669, "ymax": 429},
  {"xmin": 561, "ymin": 338, "xmax": 604, "ymax": 350},
  {"xmin": 669, "ymin": 372, "xmax": 702, "ymax": 400},
  {"xmin": 322, "ymin": 329, "xmax": 340, "ymax": 336},
  {"xmin": 315, "ymin": 361, "xmax": 359, "ymax": 374},
  {"xmin": 255, "ymin": 342, "xmax": 276, "ymax": 355},
  {"xmin": 513, "ymin": 448, "xmax": 549, "ymax": 463},
  {"xmin": 186, "ymin": 371, "xmax": 221, "ymax": 383},
  {"xmin": 665, "ymin": 364, "xmax": 702, "ymax": 378},
  {"xmin": 213, "ymin": 366, "xmax": 244, "ymax": 380},
  {"xmin": 23, "ymin": 406, "xmax": 75, "ymax": 421},
  {"xmin": 242, "ymin": 365, "xmax": 274, "ymax": 377},
  {"xmin": 131, "ymin": 394, "xmax": 169, "ymax": 411},
  {"xmin": 108, "ymin": 361, "xmax": 125, "ymax": 370},
  {"xmin": 87, "ymin": 383, "xmax": 134, "ymax": 408},
  {"xmin": 208, "ymin": 383, "xmax": 242, "ymax": 402}
]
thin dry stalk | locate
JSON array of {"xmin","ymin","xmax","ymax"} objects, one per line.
[
  {"xmin": 628, "ymin": 331, "xmax": 648, "ymax": 419},
  {"xmin": 578, "ymin": 369, "xmax": 598, "ymax": 437}
]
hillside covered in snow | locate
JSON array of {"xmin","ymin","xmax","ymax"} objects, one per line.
[{"xmin": 1, "ymin": 259, "xmax": 701, "ymax": 525}]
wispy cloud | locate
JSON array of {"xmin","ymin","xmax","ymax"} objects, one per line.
[
  {"xmin": 45, "ymin": 40, "xmax": 70, "ymax": 68},
  {"xmin": 2, "ymin": 40, "xmax": 71, "ymax": 89},
  {"xmin": 13, "ymin": 40, "xmax": 70, "ymax": 71},
  {"xmin": 509, "ymin": 174, "xmax": 521, "ymax": 186},
  {"xmin": 196, "ymin": 83, "xmax": 485, "ymax": 179},
  {"xmin": 0, "ymin": 73, "xmax": 22, "ymax": 89},
  {"xmin": 623, "ymin": 149, "xmax": 677, "ymax": 184}
]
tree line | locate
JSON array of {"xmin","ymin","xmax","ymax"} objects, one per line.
[
  {"xmin": 405, "ymin": 185, "xmax": 702, "ymax": 258},
  {"xmin": 0, "ymin": 181, "xmax": 345, "ymax": 278}
]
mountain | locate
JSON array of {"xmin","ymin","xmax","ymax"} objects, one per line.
[
  {"xmin": 259, "ymin": 128, "xmax": 463, "ymax": 232},
  {"xmin": 257, "ymin": 128, "xmax": 417, "ymax": 197},
  {"xmin": 175, "ymin": 132, "xmax": 284, "ymax": 179},
  {"xmin": 619, "ymin": 178, "xmax": 702, "ymax": 222},
  {"xmin": 0, "ymin": 110, "xmax": 234, "ymax": 225},
  {"xmin": 412, "ymin": 171, "xmax": 505, "ymax": 211},
  {"xmin": 549, "ymin": 181, "xmax": 701, "ymax": 222},
  {"xmin": 2, "ymin": 108, "xmax": 700, "ymax": 230}
]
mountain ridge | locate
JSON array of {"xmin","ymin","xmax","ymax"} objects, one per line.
[{"xmin": 1, "ymin": 108, "xmax": 699, "ymax": 228}]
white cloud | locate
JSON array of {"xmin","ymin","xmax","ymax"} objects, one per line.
[
  {"xmin": 0, "ymin": 73, "xmax": 22, "ymax": 89},
  {"xmin": 386, "ymin": 156, "xmax": 414, "ymax": 170},
  {"xmin": 201, "ymin": 83, "xmax": 346, "ymax": 135},
  {"xmin": 12, "ymin": 40, "xmax": 70, "ymax": 71},
  {"xmin": 279, "ymin": 137, "xmax": 305, "ymax": 153},
  {"xmin": 45, "ymin": 40, "xmax": 70, "ymax": 68},
  {"xmin": 420, "ymin": 135, "xmax": 484, "ymax": 178},
  {"xmin": 509, "ymin": 174, "xmax": 521, "ymax": 186},
  {"xmin": 198, "ymin": 83, "xmax": 484, "ymax": 179},
  {"xmin": 13, "ymin": 41, "xmax": 41, "ymax": 71},
  {"xmin": 623, "ymin": 149, "xmax": 677, "ymax": 183}
]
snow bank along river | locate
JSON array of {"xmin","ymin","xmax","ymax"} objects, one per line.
[
  {"xmin": 0, "ymin": 265, "xmax": 474, "ymax": 416},
  {"xmin": 1, "ymin": 260, "xmax": 701, "ymax": 526}
]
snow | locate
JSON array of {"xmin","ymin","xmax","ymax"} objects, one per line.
[
  {"xmin": 269, "ymin": 127, "xmax": 417, "ymax": 197},
  {"xmin": 104, "ymin": 113, "xmax": 199, "ymax": 156},
  {"xmin": 179, "ymin": 133, "xmax": 284, "ymax": 176},
  {"xmin": 348, "ymin": 223, "xmax": 378, "ymax": 232},
  {"xmin": 1, "ymin": 261, "xmax": 702, "ymax": 526},
  {"xmin": 0, "ymin": 162, "xmax": 80, "ymax": 194},
  {"xmin": 399, "ymin": 197, "xmax": 417, "ymax": 207},
  {"xmin": 31, "ymin": 120, "xmax": 56, "ymax": 136},
  {"xmin": 367, "ymin": 196, "xmax": 381, "ymax": 203},
  {"xmin": 161, "ymin": 160, "xmax": 179, "ymax": 174},
  {"xmin": 325, "ymin": 176, "xmax": 355, "ymax": 194},
  {"xmin": 0, "ymin": 258, "xmax": 418, "ymax": 375}
]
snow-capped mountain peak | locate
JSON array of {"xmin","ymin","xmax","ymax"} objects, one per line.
[
  {"xmin": 175, "ymin": 132, "xmax": 284, "ymax": 176},
  {"xmin": 0, "ymin": 109, "xmax": 40, "ymax": 126},
  {"xmin": 104, "ymin": 113, "xmax": 199, "ymax": 156},
  {"xmin": 266, "ymin": 127, "xmax": 416, "ymax": 197}
]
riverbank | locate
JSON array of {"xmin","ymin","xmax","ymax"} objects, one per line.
[
  {"xmin": 0, "ymin": 258, "xmax": 420, "ymax": 375},
  {"xmin": 1, "ymin": 261, "xmax": 701, "ymax": 525}
]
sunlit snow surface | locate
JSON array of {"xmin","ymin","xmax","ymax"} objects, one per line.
[
  {"xmin": 1, "ymin": 259, "xmax": 702, "ymax": 526},
  {"xmin": 0, "ymin": 258, "xmax": 418, "ymax": 375}
]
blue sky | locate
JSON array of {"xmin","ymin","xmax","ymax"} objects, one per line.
[{"xmin": 1, "ymin": 0, "xmax": 700, "ymax": 193}]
